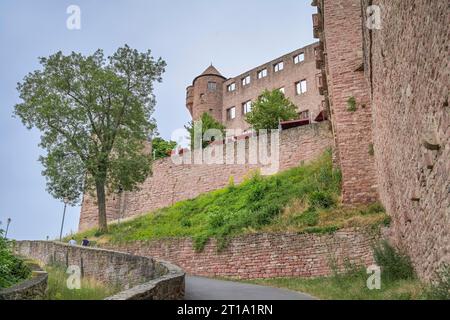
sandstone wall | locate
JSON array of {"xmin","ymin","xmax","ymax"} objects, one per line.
[
  {"xmin": 361, "ymin": 0, "xmax": 450, "ymax": 280},
  {"xmin": 13, "ymin": 241, "xmax": 185, "ymax": 300},
  {"xmin": 314, "ymin": 0, "xmax": 379, "ymax": 205},
  {"xmin": 102, "ymin": 229, "xmax": 378, "ymax": 280},
  {"xmin": 79, "ymin": 122, "xmax": 333, "ymax": 231}
]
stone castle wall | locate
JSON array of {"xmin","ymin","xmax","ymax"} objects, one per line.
[
  {"xmin": 79, "ymin": 122, "xmax": 333, "ymax": 231},
  {"xmin": 314, "ymin": 0, "xmax": 379, "ymax": 205},
  {"xmin": 360, "ymin": 0, "xmax": 449, "ymax": 280},
  {"xmin": 102, "ymin": 229, "xmax": 378, "ymax": 280}
]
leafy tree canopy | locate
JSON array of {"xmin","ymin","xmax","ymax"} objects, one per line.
[
  {"xmin": 185, "ymin": 112, "xmax": 226, "ymax": 149},
  {"xmin": 14, "ymin": 45, "xmax": 166, "ymax": 232},
  {"xmin": 152, "ymin": 137, "xmax": 177, "ymax": 160},
  {"xmin": 245, "ymin": 89, "xmax": 298, "ymax": 131}
]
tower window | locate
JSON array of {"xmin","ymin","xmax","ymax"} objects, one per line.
[
  {"xmin": 294, "ymin": 53, "xmax": 305, "ymax": 64},
  {"xmin": 274, "ymin": 61, "xmax": 284, "ymax": 72},
  {"xmin": 257, "ymin": 68, "xmax": 268, "ymax": 79},
  {"xmin": 296, "ymin": 79, "xmax": 307, "ymax": 95},
  {"xmin": 242, "ymin": 75, "xmax": 251, "ymax": 86},
  {"xmin": 227, "ymin": 107, "xmax": 236, "ymax": 120},
  {"xmin": 242, "ymin": 100, "xmax": 252, "ymax": 114},
  {"xmin": 208, "ymin": 82, "xmax": 217, "ymax": 91},
  {"xmin": 227, "ymin": 83, "xmax": 236, "ymax": 92}
]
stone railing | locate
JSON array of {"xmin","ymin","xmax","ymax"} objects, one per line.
[
  {"xmin": 0, "ymin": 262, "xmax": 48, "ymax": 300},
  {"xmin": 13, "ymin": 241, "xmax": 184, "ymax": 300}
]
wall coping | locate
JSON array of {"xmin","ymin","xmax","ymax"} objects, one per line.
[{"xmin": 0, "ymin": 263, "xmax": 48, "ymax": 300}]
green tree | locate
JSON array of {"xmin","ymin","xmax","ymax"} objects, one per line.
[
  {"xmin": 14, "ymin": 45, "xmax": 166, "ymax": 232},
  {"xmin": 185, "ymin": 112, "xmax": 226, "ymax": 149},
  {"xmin": 245, "ymin": 89, "xmax": 298, "ymax": 130},
  {"xmin": 152, "ymin": 137, "xmax": 177, "ymax": 160}
]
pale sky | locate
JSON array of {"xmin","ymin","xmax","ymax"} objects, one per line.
[{"xmin": 0, "ymin": 0, "xmax": 315, "ymax": 240}]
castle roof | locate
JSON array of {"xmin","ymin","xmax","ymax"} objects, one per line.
[
  {"xmin": 200, "ymin": 65, "xmax": 223, "ymax": 77},
  {"xmin": 193, "ymin": 64, "xmax": 226, "ymax": 84}
]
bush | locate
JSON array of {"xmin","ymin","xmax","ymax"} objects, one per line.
[
  {"xmin": 0, "ymin": 231, "xmax": 31, "ymax": 288},
  {"xmin": 373, "ymin": 240, "xmax": 415, "ymax": 281},
  {"xmin": 424, "ymin": 263, "xmax": 450, "ymax": 300},
  {"xmin": 308, "ymin": 191, "xmax": 335, "ymax": 209}
]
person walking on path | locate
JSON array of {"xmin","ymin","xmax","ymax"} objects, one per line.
[
  {"xmin": 81, "ymin": 237, "xmax": 90, "ymax": 247},
  {"xmin": 68, "ymin": 238, "xmax": 77, "ymax": 246}
]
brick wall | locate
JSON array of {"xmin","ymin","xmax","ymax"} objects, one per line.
[
  {"xmin": 101, "ymin": 229, "xmax": 378, "ymax": 279},
  {"xmin": 79, "ymin": 122, "xmax": 333, "ymax": 231},
  {"xmin": 314, "ymin": 0, "xmax": 378, "ymax": 205},
  {"xmin": 360, "ymin": 0, "xmax": 450, "ymax": 280}
]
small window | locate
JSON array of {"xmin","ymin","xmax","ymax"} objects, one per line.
[
  {"xmin": 274, "ymin": 61, "xmax": 284, "ymax": 72},
  {"xmin": 257, "ymin": 68, "xmax": 268, "ymax": 79},
  {"xmin": 294, "ymin": 53, "xmax": 305, "ymax": 64},
  {"xmin": 242, "ymin": 100, "xmax": 252, "ymax": 114},
  {"xmin": 278, "ymin": 87, "xmax": 285, "ymax": 94},
  {"xmin": 296, "ymin": 80, "xmax": 307, "ymax": 95},
  {"xmin": 227, "ymin": 83, "xmax": 236, "ymax": 92},
  {"xmin": 208, "ymin": 82, "xmax": 217, "ymax": 91},
  {"xmin": 227, "ymin": 107, "xmax": 236, "ymax": 120},
  {"xmin": 242, "ymin": 75, "xmax": 251, "ymax": 86},
  {"xmin": 200, "ymin": 93, "xmax": 205, "ymax": 100},
  {"xmin": 299, "ymin": 110, "xmax": 310, "ymax": 120}
]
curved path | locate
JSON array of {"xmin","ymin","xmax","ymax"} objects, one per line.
[{"xmin": 185, "ymin": 276, "xmax": 316, "ymax": 300}]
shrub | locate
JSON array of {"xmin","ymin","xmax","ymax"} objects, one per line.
[
  {"xmin": 373, "ymin": 240, "xmax": 415, "ymax": 281},
  {"xmin": 347, "ymin": 96, "xmax": 357, "ymax": 112},
  {"xmin": 424, "ymin": 263, "xmax": 450, "ymax": 300},
  {"xmin": 308, "ymin": 191, "xmax": 335, "ymax": 209},
  {"xmin": 0, "ymin": 231, "xmax": 31, "ymax": 288}
]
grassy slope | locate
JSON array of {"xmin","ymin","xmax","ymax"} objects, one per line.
[{"xmin": 71, "ymin": 150, "xmax": 389, "ymax": 250}]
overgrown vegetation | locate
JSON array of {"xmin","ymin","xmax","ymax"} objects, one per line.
[
  {"xmin": 0, "ymin": 231, "xmax": 31, "ymax": 289},
  {"xmin": 373, "ymin": 240, "xmax": 416, "ymax": 282},
  {"xmin": 45, "ymin": 263, "xmax": 118, "ymax": 300},
  {"xmin": 347, "ymin": 96, "xmax": 357, "ymax": 112},
  {"xmin": 244, "ymin": 241, "xmax": 449, "ymax": 300},
  {"xmin": 70, "ymin": 150, "xmax": 389, "ymax": 251}
]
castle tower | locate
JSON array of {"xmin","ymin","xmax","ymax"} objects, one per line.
[{"xmin": 186, "ymin": 65, "xmax": 226, "ymax": 123}]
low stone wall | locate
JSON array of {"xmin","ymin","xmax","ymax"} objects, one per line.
[
  {"xmin": 0, "ymin": 264, "xmax": 48, "ymax": 300},
  {"xmin": 13, "ymin": 241, "xmax": 184, "ymax": 300},
  {"xmin": 102, "ymin": 228, "xmax": 379, "ymax": 280}
]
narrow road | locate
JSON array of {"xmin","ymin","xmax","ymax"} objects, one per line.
[{"xmin": 185, "ymin": 276, "xmax": 316, "ymax": 300}]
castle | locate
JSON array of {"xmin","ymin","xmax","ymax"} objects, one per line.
[
  {"xmin": 185, "ymin": 43, "xmax": 324, "ymax": 131},
  {"xmin": 79, "ymin": 0, "xmax": 449, "ymax": 281}
]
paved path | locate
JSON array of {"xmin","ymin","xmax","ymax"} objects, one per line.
[{"xmin": 185, "ymin": 276, "xmax": 316, "ymax": 300}]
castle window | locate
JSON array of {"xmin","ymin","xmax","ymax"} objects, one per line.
[
  {"xmin": 227, "ymin": 83, "xmax": 236, "ymax": 92},
  {"xmin": 242, "ymin": 75, "xmax": 251, "ymax": 86},
  {"xmin": 298, "ymin": 110, "xmax": 310, "ymax": 120},
  {"xmin": 242, "ymin": 100, "xmax": 252, "ymax": 114},
  {"xmin": 296, "ymin": 79, "xmax": 307, "ymax": 95},
  {"xmin": 274, "ymin": 61, "xmax": 284, "ymax": 72},
  {"xmin": 208, "ymin": 82, "xmax": 217, "ymax": 91},
  {"xmin": 294, "ymin": 53, "xmax": 305, "ymax": 64},
  {"xmin": 257, "ymin": 68, "xmax": 268, "ymax": 79},
  {"xmin": 227, "ymin": 107, "xmax": 236, "ymax": 120}
]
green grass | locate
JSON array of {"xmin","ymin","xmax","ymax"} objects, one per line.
[
  {"xmin": 45, "ymin": 264, "xmax": 119, "ymax": 300},
  {"xmin": 245, "ymin": 275, "xmax": 425, "ymax": 300},
  {"xmin": 70, "ymin": 150, "xmax": 389, "ymax": 251}
]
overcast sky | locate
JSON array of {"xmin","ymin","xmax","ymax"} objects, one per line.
[{"xmin": 0, "ymin": 0, "xmax": 315, "ymax": 240}]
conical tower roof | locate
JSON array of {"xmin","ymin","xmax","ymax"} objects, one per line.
[
  {"xmin": 200, "ymin": 65, "xmax": 223, "ymax": 77},
  {"xmin": 193, "ymin": 64, "xmax": 226, "ymax": 84}
]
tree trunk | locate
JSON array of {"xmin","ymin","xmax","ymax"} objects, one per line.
[{"xmin": 96, "ymin": 180, "xmax": 108, "ymax": 233}]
